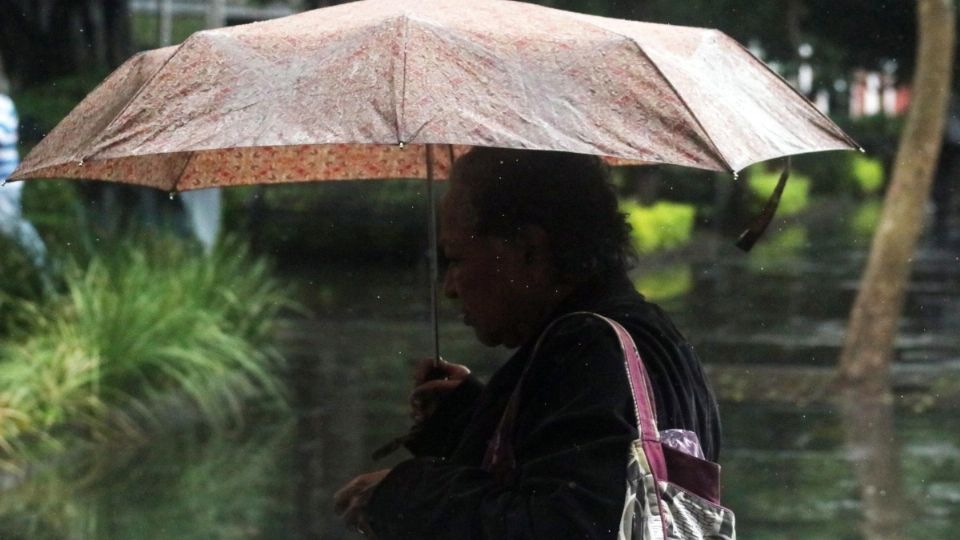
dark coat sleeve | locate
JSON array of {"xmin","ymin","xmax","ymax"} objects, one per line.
[{"xmin": 366, "ymin": 316, "xmax": 637, "ymax": 540}]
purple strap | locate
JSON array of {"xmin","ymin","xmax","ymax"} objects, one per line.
[{"xmin": 591, "ymin": 314, "xmax": 669, "ymax": 482}]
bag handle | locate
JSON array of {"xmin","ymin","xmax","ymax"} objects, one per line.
[{"xmin": 483, "ymin": 312, "xmax": 668, "ymax": 482}]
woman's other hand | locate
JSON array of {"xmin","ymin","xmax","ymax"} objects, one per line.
[{"xmin": 333, "ymin": 468, "xmax": 392, "ymax": 536}]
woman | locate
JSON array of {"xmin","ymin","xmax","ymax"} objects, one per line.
[{"xmin": 335, "ymin": 148, "xmax": 721, "ymax": 539}]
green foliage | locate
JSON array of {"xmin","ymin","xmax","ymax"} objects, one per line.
[
  {"xmin": 131, "ymin": 14, "xmax": 207, "ymax": 49},
  {"xmin": 19, "ymin": 180, "xmax": 88, "ymax": 257},
  {"xmin": 746, "ymin": 167, "xmax": 810, "ymax": 215},
  {"xmin": 0, "ymin": 235, "xmax": 47, "ymax": 337},
  {"xmin": 748, "ymin": 226, "xmax": 809, "ymax": 273},
  {"xmin": 0, "ymin": 236, "xmax": 292, "ymax": 469},
  {"xmin": 620, "ymin": 200, "xmax": 696, "ymax": 254},
  {"xmin": 849, "ymin": 154, "xmax": 885, "ymax": 194},
  {"xmin": 792, "ymin": 151, "xmax": 888, "ymax": 196},
  {"xmin": 633, "ymin": 265, "xmax": 693, "ymax": 302},
  {"xmin": 850, "ymin": 199, "xmax": 884, "ymax": 238}
]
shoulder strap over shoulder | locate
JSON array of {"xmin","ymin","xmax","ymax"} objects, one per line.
[{"xmin": 482, "ymin": 312, "xmax": 667, "ymax": 481}]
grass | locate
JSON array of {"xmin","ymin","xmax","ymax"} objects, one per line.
[{"xmin": 0, "ymin": 235, "xmax": 293, "ymax": 470}]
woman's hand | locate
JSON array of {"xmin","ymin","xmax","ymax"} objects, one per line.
[
  {"xmin": 410, "ymin": 358, "xmax": 471, "ymax": 423},
  {"xmin": 333, "ymin": 468, "xmax": 392, "ymax": 536}
]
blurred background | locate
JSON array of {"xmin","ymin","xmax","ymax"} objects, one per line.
[{"xmin": 0, "ymin": 1, "xmax": 958, "ymax": 539}]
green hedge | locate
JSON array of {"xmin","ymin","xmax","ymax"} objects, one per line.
[{"xmin": 620, "ymin": 200, "xmax": 696, "ymax": 254}]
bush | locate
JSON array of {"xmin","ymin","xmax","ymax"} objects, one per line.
[
  {"xmin": 792, "ymin": 151, "xmax": 886, "ymax": 196},
  {"xmin": 633, "ymin": 265, "xmax": 693, "ymax": 302},
  {"xmin": 620, "ymin": 200, "xmax": 696, "ymax": 254},
  {"xmin": 0, "ymin": 235, "xmax": 292, "ymax": 468},
  {"xmin": 0, "ymin": 234, "xmax": 47, "ymax": 338},
  {"xmin": 849, "ymin": 154, "xmax": 885, "ymax": 194}
]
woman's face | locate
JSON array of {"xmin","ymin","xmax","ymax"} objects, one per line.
[{"xmin": 439, "ymin": 182, "xmax": 562, "ymax": 348}]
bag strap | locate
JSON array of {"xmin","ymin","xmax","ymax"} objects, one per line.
[{"xmin": 483, "ymin": 312, "xmax": 668, "ymax": 482}]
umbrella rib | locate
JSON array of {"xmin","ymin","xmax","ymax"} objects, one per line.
[
  {"xmin": 172, "ymin": 150, "xmax": 199, "ymax": 192},
  {"xmin": 574, "ymin": 19, "xmax": 733, "ymax": 172},
  {"xmin": 394, "ymin": 15, "xmax": 411, "ymax": 144},
  {"xmin": 729, "ymin": 38, "xmax": 861, "ymax": 152},
  {"xmin": 79, "ymin": 48, "xmax": 181, "ymax": 163}
]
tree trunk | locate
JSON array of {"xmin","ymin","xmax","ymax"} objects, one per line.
[
  {"xmin": 838, "ymin": 0, "xmax": 956, "ymax": 393},
  {"xmin": 840, "ymin": 386, "xmax": 910, "ymax": 540}
]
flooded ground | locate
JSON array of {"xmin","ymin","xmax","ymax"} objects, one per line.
[{"xmin": 1, "ymin": 196, "xmax": 958, "ymax": 539}]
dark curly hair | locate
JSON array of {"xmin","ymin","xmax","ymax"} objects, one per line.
[{"xmin": 450, "ymin": 147, "xmax": 635, "ymax": 282}]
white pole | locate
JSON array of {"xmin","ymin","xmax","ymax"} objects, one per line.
[
  {"xmin": 207, "ymin": 0, "xmax": 226, "ymax": 29},
  {"xmin": 158, "ymin": 0, "xmax": 173, "ymax": 46}
]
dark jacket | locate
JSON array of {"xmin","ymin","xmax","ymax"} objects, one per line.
[{"xmin": 367, "ymin": 274, "xmax": 721, "ymax": 539}]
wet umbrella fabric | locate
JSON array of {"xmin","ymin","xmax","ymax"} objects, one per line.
[{"xmin": 8, "ymin": 0, "xmax": 857, "ymax": 189}]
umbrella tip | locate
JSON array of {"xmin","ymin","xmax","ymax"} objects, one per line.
[
  {"xmin": 169, "ymin": 191, "xmax": 177, "ymax": 200},
  {"xmin": 858, "ymin": 146, "xmax": 866, "ymax": 153},
  {"xmin": 399, "ymin": 141, "xmax": 405, "ymax": 149},
  {"xmin": 732, "ymin": 170, "xmax": 740, "ymax": 180}
]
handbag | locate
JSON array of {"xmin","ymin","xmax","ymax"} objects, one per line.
[{"xmin": 483, "ymin": 312, "xmax": 736, "ymax": 540}]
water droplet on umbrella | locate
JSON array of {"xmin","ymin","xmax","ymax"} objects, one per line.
[
  {"xmin": 732, "ymin": 171, "xmax": 740, "ymax": 180},
  {"xmin": 858, "ymin": 147, "xmax": 866, "ymax": 153},
  {"xmin": 399, "ymin": 141, "xmax": 405, "ymax": 149}
]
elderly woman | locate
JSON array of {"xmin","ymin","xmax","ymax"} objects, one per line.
[{"xmin": 335, "ymin": 148, "xmax": 720, "ymax": 539}]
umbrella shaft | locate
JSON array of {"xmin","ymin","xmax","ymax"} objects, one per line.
[{"xmin": 426, "ymin": 145, "xmax": 441, "ymax": 366}]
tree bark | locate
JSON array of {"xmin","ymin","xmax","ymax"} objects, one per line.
[
  {"xmin": 840, "ymin": 386, "xmax": 910, "ymax": 540},
  {"xmin": 838, "ymin": 0, "xmax": 956, "ymax": 393}
]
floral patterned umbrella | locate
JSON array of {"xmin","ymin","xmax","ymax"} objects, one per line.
[{"xmin": 8, "ymin": 0, "xmax": 857, "ymax": 190}]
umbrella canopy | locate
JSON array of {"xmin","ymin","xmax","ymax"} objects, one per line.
[{"xmin": 9, "ymin": 0, "xmax": 857, "ymax": 190}]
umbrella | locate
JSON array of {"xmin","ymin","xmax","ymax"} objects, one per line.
[{"xmin": 7, "ymin": 0, "xmax": 858, "ymax": 359}]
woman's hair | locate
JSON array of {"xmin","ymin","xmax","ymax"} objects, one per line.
[{"xmin": 450, "ymin": 147, "xmax": 635, "ymax": 282}]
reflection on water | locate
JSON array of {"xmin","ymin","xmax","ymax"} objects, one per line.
[{"xmin": 1, "ymin": 197, "xmax": 958, "ymax": 539}]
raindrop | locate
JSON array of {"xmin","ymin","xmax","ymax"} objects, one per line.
[
  {"xmin": 399, "ymin": 141, "xmax": 405, "ymax": 149},
  {"xmin": 169, "ymin": 192, "xmax": 177, "ymax": 200},
  {"xmin": 78, "ymin": 159, "xmax": 85, "ymax": 166}
]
